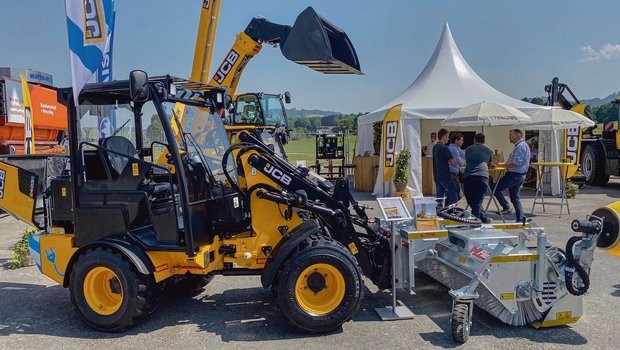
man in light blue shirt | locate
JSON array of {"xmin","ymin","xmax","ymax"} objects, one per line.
[
  {"xmin": 493, "ymin": 129, "xmax": 531, "ymax": 222},
  {"xmin": 449, "ymin": 133, "xmax": 465, "ymax": 200}
]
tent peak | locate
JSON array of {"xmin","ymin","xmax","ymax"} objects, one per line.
[{"xmin": 361, "ymin": 23, "xmax": 550, "ymax": 117}]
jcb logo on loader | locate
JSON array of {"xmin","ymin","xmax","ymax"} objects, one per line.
[
  {"xmin": 0, "ymin": 169, "xmax": 5, "ymax": 199},
  {"xmin": 563, "ymin": 127, "xmax": 581, "ymax": 164},
  {"xmin": 213, "ymin": 50, "xmax": 240, "ymax": 84},
  {"xmin": 263, "ymin": 163, "xmax": 292, "ymax": 186},
  {"xmin": 83, "ymin": 0, "xmax": 106, "ymax": 44},
  {"xmin": 384, "ymin": 121, "xmax": 398, "ymax": 167}
]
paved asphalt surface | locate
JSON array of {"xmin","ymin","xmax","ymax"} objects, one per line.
[{"xmin": 1, "ymin": 181, "xmax": 620, "ymax": 349}]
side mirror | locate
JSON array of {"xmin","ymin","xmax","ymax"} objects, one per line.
[
  {"xmin": 284, "ymin": 91, "xmax": 291, "ymax": 104},
  {"xmin": 129, "ymin": 70, "xmax": 149, "ymax": 103},
  {"xmin": 267, "ymin": 144, "xmax": 275, "ymax": 152}
]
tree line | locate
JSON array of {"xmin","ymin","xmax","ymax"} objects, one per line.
[{"xmin": 289, "ymin": 112, "xmax": 366, "ymax": 136}]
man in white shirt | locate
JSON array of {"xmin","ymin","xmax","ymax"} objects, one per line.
[{"xmin": 425, "ymin": 132, "xmax": 437, "ymax": 158}]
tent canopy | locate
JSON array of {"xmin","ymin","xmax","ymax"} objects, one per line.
[
  {"xmin": 359, "ymin": 23, "xmax": 546, "ymax": 126},
  {"xmin": 356, "ymin": 23, "xmax": 550, "ymax": 196}
]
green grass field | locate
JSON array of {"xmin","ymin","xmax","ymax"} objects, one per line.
[{"xmin": 284, "ymin": 135, "xmax": 357, "ymax": 164}]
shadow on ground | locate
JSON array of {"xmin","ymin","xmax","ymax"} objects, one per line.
[
  {"xmin": 0, "ymin": 272, "xmax": 588, "ymax": 346},
  {"xmin": 361, "ymin": 273, "xmax": 587, "ymax": 348}
]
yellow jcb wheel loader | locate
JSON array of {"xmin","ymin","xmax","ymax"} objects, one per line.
[{"xmin": 0, "ymin": 71, "xmax": 389, "ymax": 333}]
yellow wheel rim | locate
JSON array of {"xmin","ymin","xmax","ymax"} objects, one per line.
[
  {"xmin": 83, "ymin": 267, "xmax": 123, "ymax": 316},
  {"xmin": 294, "ymin": 263, "xmax": 346, "ymax": 316}
]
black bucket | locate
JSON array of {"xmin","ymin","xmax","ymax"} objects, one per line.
[{"xmin": 281, "ymin": 7, "xmax": 363, "ymax": 75}]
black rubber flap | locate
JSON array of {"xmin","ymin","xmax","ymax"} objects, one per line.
[{"xmin": 281, "ymin": 7, "xmax": 363, "ymax": 75}]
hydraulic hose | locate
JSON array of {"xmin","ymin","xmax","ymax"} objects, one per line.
[
  {"xmin": 564, "ymin": 235, "xmax": 590, "ymax": 296},
  {"xmin": 437, "ymin": 207, "xmax": 482, "ymax": 225}
]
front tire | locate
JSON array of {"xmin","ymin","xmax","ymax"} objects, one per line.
[
  {"xmin": 451, "ymin": 302, "xmax": 471, "ymax": 343},
  {"xmin": 581, "ymin": 145, "xmax": 609, "ymax": 186},
  {"xmin": 69, "ymin": 248, "xmax": 156, "ymax": 332},
  {"xmin": 274, "ymin": 235, "xmax": 363, "ymax": 333}
]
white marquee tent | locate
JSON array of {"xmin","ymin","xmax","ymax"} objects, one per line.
[{"xmin": 356, "ymin": 23, "xmax": 554, "ymax": 196}]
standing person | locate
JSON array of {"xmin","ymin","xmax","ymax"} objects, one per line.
[
  {"xmin": 425, "ymin": 132, "xmax": 437, "ymax": 157},
  {"xmin": 494, "ymin": 129, "xmax": 531, "ymax": 222},
  {"xmin": 448, "ymin": 132, "xmax": 465, "ymax": 200},
  {"xmin": 463, "ymin": 133, "xmax": 493, "ymax": 223},
  {"xmin": 433, "ymin": 128, "xmax": 457, "ymax": 206}
]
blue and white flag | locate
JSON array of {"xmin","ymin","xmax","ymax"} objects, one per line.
[
  {"xmin": 97, "ymin": 8, "xmax": 115, "ymax": 83},
  {"xmin": 65, "ymin": 0, "xmax": 115, "ymax": 105}
]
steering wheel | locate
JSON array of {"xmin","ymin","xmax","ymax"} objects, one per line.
[{"xmin": 437, "ymin": 206, "xmax": 482, "ymax": 225}]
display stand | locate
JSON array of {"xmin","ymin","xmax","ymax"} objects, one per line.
[{"xmin": 375, "ymin": 197, "xmax": 415, "ymax": 321}]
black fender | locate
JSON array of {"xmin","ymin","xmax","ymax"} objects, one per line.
[
  {"xmin": 260, "ymin": 220, "xmax": 319, "ymax": 288},
  {"xmin": 62, "ymin": 238, "xmax": 155, "ymax": 287}
]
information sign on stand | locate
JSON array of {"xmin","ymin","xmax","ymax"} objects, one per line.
[{"xmin": 375, "ymin": 197, "xmax": 415, "ymax": 321}]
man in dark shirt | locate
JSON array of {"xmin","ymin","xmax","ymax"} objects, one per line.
[
  {"xmin": 433, "ymin": 128, "xmax": 457, "ymax": 206},
  {"xmin": 463, "ymin": 133, "xmax": 493, "ymax": 223}
]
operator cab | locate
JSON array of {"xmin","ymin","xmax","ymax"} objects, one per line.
[
  {"xmin": 229, "ymin": 92, "xmax": 290, "ymax": 160},
  {"xmin": 58, "ymin": 72, "xmax": 245, "ymax": 255},
  {"xmin": 234, "ymin": 92, "xmax": 289, "ymax": 128}
]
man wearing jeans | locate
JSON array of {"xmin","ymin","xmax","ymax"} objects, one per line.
[
  {"xmin": 464, "ymin": 133, "xmax": 493, "ymax": 223},
  {"xmin": 433, "ymin": 128, "xmax": 457, "ymax": 206},
  {"xmin": 494, "ymin": 129, "xmax": 531, "ymax": 222},
  {"xmin": 448, "ymin": 132, "xmax": 465, "ymax": 201}
]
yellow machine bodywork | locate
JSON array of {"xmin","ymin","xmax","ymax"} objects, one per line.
[
  {"xmin": 190, "ymin": 0, "xmax": 222, "ymax": 83},
  {"xmin": 38, "ymin": 232, "xmax": 78, "ymax": 285},
  {"xmin": 208, "ymin": 31, "xmax": 262, "ymax": 96},
  {"xmin": 0, "ymin": 161, "xmax": 38, "ymax": 227},
  {"xmin": 592, "ymin": 200, "xmax": 620, "ymax": 258}
]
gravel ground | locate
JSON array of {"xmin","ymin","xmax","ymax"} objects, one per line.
[{"xmin": 1, "ymin": 182, "xmax": 620, "ymax": 350}]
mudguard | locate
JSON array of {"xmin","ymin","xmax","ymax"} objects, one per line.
[
  {"xmin": 63, "ymin": 238, "xmax": 155, "ymax": 287},
  {"xmin": 260, "ymin": 220, "xmax": 319, "ymax": 288}
]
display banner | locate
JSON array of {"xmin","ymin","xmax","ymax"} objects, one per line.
[
  {"xmin": 382, "ymin": 104, "xmax": 402, "ymax": 181},
  {"xmin": 19, "ymin": 74, "xmax": 35, "ymax": 154}
]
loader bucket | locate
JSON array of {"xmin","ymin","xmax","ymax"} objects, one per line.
[{"xmin": 281, "ymin": 7, "xmax": 363, "ymax": 75}]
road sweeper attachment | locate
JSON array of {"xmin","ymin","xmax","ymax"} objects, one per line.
[{"xmin": 390, "ymin": 206, "xmax": 610, "ymax": 343}]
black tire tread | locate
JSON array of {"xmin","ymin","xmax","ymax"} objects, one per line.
[
  {"xmin": 582, "ymin": 145, "xmax": 609, "ymax": 186},
  {"xmin": 451, "ymin": 303, "xmax": 470, "ymax": 343},
  {"xmin": 274, "ymin": 234, "xmax": 363, "ymax": 333},
  {"xmin": 69, "ymin": 247, "xmax": 156, "ymax": 332}
]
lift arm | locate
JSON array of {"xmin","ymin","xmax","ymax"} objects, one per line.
[
  {"xmin": 545, "ymin": 77, "xmax": 596, "ymax": 120},
  {"xmin": 190, "ymin": 0, "xmax": 223, "ymax": 83}
]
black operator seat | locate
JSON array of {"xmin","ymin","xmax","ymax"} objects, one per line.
[{"xmin": 103, "ymin": 136, "xmax": 136, "ymax": 176}]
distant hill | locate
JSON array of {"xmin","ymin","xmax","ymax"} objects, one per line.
[
  {"xmin": 581, "ymin": 92, "xmax": 620, "ymax": 107},
  {"xmin": 286, "ymin": 108, "xmax": 339, "ymax": 118}
]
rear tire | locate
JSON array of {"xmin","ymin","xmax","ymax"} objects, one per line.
[
  {"xmin": 581, "ymin": 145, "xmax": 609, "ymax": 186},
  {"xmin": 451, "ymin": 302, "xmax": 471, "ymax": 343},
  {"xmin": 69, "ymin": 248, "xmax": 156, "ymax": 332},
  {"xmin": 274, "ymin": 235, "xmax": 363, "ymax": 333}
]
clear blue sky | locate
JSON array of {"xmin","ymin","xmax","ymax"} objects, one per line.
[{"xmin": 1, "ymin": 0, "xmax": 619, "ymax": 113}]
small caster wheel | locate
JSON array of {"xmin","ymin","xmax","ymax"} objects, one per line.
[{"xmin": 451, "ymin": 302, "xmax": 471, "ymax": 343}]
